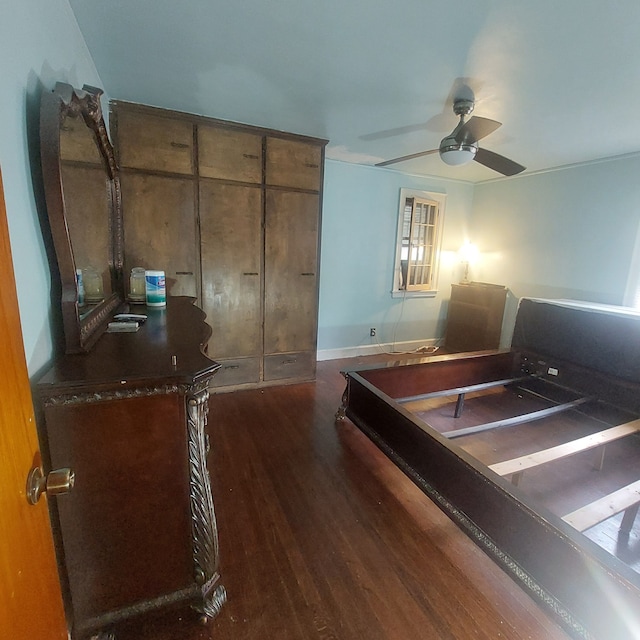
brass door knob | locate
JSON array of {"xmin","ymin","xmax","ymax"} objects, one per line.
[{"xmin": 26, "ymin": 466, "xmax": 75, "ymax": 505}]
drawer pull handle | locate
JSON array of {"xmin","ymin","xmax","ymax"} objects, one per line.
[
  {"xmin": 176, "ymin": 271, "xmax": 193, "ymax": 275},
  {"xmin": 243, "ymin": 272, "xmax": 259, "ymax": 276},
  {"xmin": 243, "ymin": 153, "xmax": 260, "ymax": 160},
  {"xmin": 170, "ymin": 142, "xmax": 190, "ymax": 149},
  {"xmin": 304, "ymin": 163, "xmax": 319, "ymax": 169},
  {"xmin": 225, "ymin": 365, "xmax": 240, "ymax": 370},
  {"xmin": 283, "ymin": 359, "xmax": 297, "ymax": 365},
  {"xmin": 301, "ymin": 272, "xmax": 315, "ymax": 276}
]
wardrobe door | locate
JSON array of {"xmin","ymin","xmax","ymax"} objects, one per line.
[
  {"xmin": 200, "ymin": 181, "xmax": 263, "ymax": 386},
  {"xmin": 264, "ymin": 189, "xmax": 319, "ymax": 381},
  {"xmin": 121, "ymin": 173, "xmax": 199, "ymax": 298}
]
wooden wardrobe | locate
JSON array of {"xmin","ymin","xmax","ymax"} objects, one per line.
[{"xmin": 111, "ymin": 103, "xmax": 327, "ymax": 391}]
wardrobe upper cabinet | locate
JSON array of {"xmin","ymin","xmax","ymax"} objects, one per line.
[
  {"xmin": 199, "ymin": 126, "xmax": 262, "ymax": 183},
  {"xmin": 265, "ymin": 137, "xmax": 322, "ymax": 191},
  {"xmin": 116, "ymin": 110, "xmax": 194, "ymax": 174}
]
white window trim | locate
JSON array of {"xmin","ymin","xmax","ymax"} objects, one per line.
[{"xmin": 391, "ymin": 188, "xmax": 446, "ymax": 298}]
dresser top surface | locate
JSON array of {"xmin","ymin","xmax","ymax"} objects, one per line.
[{"xmin": 38, "ymin": 297, "xmax": 218, "ymax": 392}]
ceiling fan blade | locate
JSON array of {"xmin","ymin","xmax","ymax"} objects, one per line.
[
  {"xmin": 454, "ymin": 116, "xmax": 501, "ymax": 144},
  {"xmin": 376, "ymin": 148, "xmax": 439, "ymax": 167},
  {"xmin": 474, "ymin": 148, "xmax": 526, "ymax": 176},
  {"xmin": 360, "ymin": 122, "xmax": 429, "ymax": 141}
]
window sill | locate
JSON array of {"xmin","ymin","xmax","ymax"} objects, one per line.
[{"xmin": 391, "ymin": 289, "xmax": 439, "ymax": 299}]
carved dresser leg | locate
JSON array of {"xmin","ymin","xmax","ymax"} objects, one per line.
[{"xmin": 185, "ymin": 383, "xmax": 226, "ymax": 621}]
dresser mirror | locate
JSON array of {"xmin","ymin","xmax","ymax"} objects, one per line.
[{"xmin": 40, "ymin": 82, "xmax": 124, "ymax": 353}]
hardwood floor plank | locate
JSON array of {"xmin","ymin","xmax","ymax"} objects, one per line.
[{"xmin": 114, "ymin": 356, "xmax": 569, "ymax": 639}]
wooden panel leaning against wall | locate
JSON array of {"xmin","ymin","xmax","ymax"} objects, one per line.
[{"xmin": 110, "ymin": 102, "xmax": 327, "ymax": 391}]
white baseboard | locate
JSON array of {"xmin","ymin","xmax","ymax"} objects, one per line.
[{"xmin": 317, "ymin": 338, "xmax": 441, "ymax": 361}]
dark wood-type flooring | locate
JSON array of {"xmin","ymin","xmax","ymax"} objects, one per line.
[{"xmin": 115, "ymin": 354, "xmax": 571, "ymax": 640}]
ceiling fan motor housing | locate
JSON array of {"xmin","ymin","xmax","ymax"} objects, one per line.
[{"xmin": 453, "ymin": 99, "xmax": 475, "ymax": 117}]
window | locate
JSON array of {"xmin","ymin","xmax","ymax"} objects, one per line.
[{"xmin": 393, "ymin": 189, "xmax": 446, "ymax": 297}]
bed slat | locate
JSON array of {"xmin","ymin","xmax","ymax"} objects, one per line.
[
  {"xmin": 396, "ymin": 375, "xmax": 531, "ymax": 404},
  {"xmin": 442, "ymin": 396, "xmax": 591, "ymax": 439},
  {"xmin": 562, "ymin": 479, "xmax": 640, "ymax": 532},
  {"xmin": 488, "ymin": 419, "xmax": 640, "ymax": 481}
]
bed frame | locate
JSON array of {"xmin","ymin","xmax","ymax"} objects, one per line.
[{"xmin": 339, "ymin": 299, "xmax": 640, "ymax": 639}]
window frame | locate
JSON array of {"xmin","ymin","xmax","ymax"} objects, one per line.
[{"xmin": 391, "ymin": 188, "xmax": 446, "ymax": 298}]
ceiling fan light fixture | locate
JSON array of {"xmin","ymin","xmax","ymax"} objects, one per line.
[
  {"xmin": 439, "ymin": 138, "xmax": 477, "ymax": 166},
  {"xmin": 377, "ymin": 95, "xmax": 524, "ymax": 175}
]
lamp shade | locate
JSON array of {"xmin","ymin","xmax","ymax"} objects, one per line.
[{"xmin": 439, "ymin": 135, "xmax": 477, "ymax": 166}]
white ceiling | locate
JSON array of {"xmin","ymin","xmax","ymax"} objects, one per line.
[{"xmin": 68, "ymin": 0, "xmax": 640, "ymax": 183}]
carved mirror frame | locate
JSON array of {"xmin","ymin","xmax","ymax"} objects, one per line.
[{"xmin": 40, "ymin": 82, "xmax": 124, "ymax": 353}]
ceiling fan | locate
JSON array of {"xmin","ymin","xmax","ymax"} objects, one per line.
[{"xmin": 376, "ymin": 98, "xmax": 525, "ymax": 176}]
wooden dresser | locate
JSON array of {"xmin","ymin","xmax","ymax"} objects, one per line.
[
  {"xmin": 37, "ymin": 298, "xmax": 225, "ymax": 639},
  {"xmin": 444, "ymin": 282, "xmax": 507, "ymax": 352}
]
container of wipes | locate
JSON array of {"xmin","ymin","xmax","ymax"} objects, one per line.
[{"xmin": 145, "ymin": 270, "xmax": 166, "ymax": 307}]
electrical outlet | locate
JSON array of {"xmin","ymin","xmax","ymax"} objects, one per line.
[{"xmin": 370, "ymin": 327, "xmax": 376, "ymax": 337}]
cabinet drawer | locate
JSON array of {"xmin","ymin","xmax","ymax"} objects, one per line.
[
  {"xmin": 265, "ymin": 137, "xmax": 322, "ymax": 191},
  {"xmin": 263, "ymin": 351, "xmax": 316, "ymax": 382},
  {"xmin": 199, "ymin": 125, "xmax": 262, "ymax": 183},
  {"xmin": 210, "ymin": 357, "xmax": 261, "ymax": 387},
  {"xmin": 450, "ymin": 283, "xmax": 506, "ymax": 307},
  {"xmin": 116, "ymin": 110, "xmax": 194, "ymax": 174}
]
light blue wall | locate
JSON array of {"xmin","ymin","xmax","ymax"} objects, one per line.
[
  {"xmin": 3, "ymin": 1, "xmax": 473, "ymax": 372},
  {"xmin": 471, "ymin": 154, "xmax": 640, "ymax": 344},
  {"xmin": 1, "ymin": 0, "xmax": 105, "ymax": 374},
  {"xmin": 7, "ymin": 3, "xmax": 640, "ymax": 367},
  {"xmin": 318, "ymin": 160, "xmax": 475, "ymax": 354}
]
